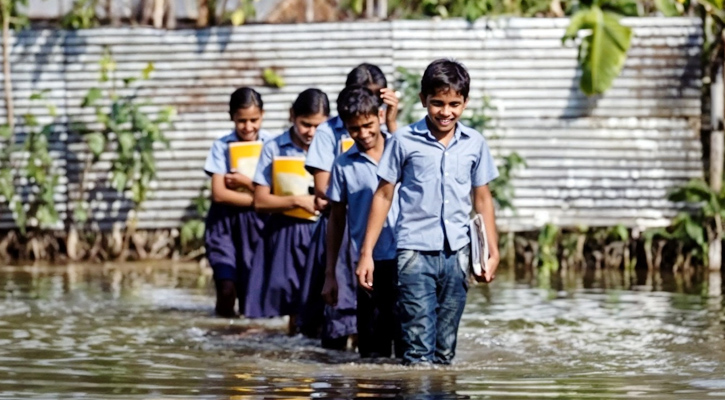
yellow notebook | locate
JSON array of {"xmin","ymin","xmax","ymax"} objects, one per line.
[
  {"xmin": 229, "ymin": 141, "xmax": 263, "ymax": 193},
  {"xmin": 272, "ymin": 156, "xmax": 318, "ymax": 221},
  {"xmin": 229, "ymin": 141, "xmax": 263, "ymax": 176},
  {"xmin": 341, "ymin": 137, "xmax": 355, "ymax": 153}
]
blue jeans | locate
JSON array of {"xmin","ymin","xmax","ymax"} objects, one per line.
[{"xmin": 396, "ymin": 246, "xmax": 469, "ymax": 365}]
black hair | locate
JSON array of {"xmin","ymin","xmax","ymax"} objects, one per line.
[
  {"xmin": 291, "ymin": 88, "xmax": 330, "ymax": 118},
  {"xmin": 346, "ymin": 63, "xmax": 388, "ymax": 91},
  {"xmin": 420, "ymin": 59, "xmax": 470, "ymax": 100},
  {"xmin": 229, "ymin": 87, "xmax": 263, "ymax": 117},
  {"xmin": 337, "ymin": 85, "xmax": 379, "ymax": 123}
]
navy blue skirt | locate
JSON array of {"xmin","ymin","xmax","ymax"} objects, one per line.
[
  {"xmin": 205, "ymin": 202, "xmax": 266, "ymax": 308},
  {"xmin": 297, "ymin": 215, "xmax": 328, "ymax": 336},
  {"xmin": 245, "ymin": 214, "xmax": 315, "ymax": 318},
  {"xmin": 322, "ymin": 226, "xmax": 358, "ymax": 339}
]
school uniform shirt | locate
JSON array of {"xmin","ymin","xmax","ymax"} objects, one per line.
[
  {"xmin": 204, "ymin": 129, "xmax": 275, "ymax": 176},
  {"xmin": 253, "ymin": 130, "xmax": 308, "ymax": 187},
  {"xmin": 326, "ymin": 133, "xmax": 398, "ymax": 261},
  {"xmin": 377, "ymin": 118, "xmax": 499, "ymax": 252},
  {"xmin": 304, "ymin": 115, "xmax": 390, "ymax": 174},
  {"xmin": 304, "ymin": 116, "xmax": 349, "ymax": 174}
]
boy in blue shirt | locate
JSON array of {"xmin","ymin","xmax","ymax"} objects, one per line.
[
  {"xmin": 322, "ymin": 85, "xmax": 400, "ymax": 358},
  {"xmin": 357, "ymin": 59, "xmax": 500, "ymax": 365}
]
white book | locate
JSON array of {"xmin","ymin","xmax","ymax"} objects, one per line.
[{"xmin": 469, "ymin": 214, "xmax": 489, "ymax": 276}]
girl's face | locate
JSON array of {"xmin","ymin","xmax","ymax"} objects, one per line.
[
  {"xmin": 290, "ymin": 112, "xmax": 327, "ymax": 149},
  {"xmin": 232, "ymin": 106, "xmax": 264, "ymax": 141}
]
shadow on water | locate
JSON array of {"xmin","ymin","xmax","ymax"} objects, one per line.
[{"xmin": 1, "ymin": 262, "xmax": 725, "ymax": 399}]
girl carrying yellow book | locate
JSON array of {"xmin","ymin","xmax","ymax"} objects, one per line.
[
  {"xmin": 246, "ymin": 89, "xmax": 330, "ymax": 334},
  {"xmin": 203, "ymin": 87, "xmax": 272, "ymax": 318}
]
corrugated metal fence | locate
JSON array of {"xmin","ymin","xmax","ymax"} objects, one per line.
[{"xmin": 0, "ymin": 18, "xmax": 704, "ymax": 231}]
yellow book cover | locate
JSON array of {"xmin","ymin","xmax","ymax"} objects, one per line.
[
  {"xmin": 229, "ymin": 141, "xmax": 263, "ymax": 194},
  {"xmin": 272, "ymin": 156, "xmax": 318, "ymax": 221},
  {"xmin": 341, "ymin": 137, "xmax": 355, "ymax": 153},
  {"xmin": 229, "ymin": 141, "xmax": 263, "ymax": 176}
]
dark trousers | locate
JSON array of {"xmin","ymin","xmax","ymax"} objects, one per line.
[{"xmin": 357, "ymin": 259, "xmax": 401, "ymax": 358}]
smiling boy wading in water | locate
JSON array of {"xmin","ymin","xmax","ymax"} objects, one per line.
[{"xmin": 356, "ymin": 59, "xmax": 500, "ymax": 365}]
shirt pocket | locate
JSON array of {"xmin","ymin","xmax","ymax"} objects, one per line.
[
  {"xmin": 407, "ymin": 152, "xmax": 437, "ymax": 184},
  {"xmin": 455, "ymin": 155, "xmax": 474, "ymax": 185}
]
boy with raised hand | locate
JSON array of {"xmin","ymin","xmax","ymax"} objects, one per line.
[
  {"xmin": 321, "ymin": 85, "xmax": 400, "ymax": 358},
  {"xmin": 356, "ymin": 59, "xmax": 500, "ymax": 365}
]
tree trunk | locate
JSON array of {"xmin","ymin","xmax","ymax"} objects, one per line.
[
  {"xmin": 377, "ymin": 0, "xmax": 387, "ymax": 18},
  {"xmin": 107, "ymin": 0, "xmax": 121, "ymax": 26},
  {"xmin": 709, "ymin": 46, "xmax": 725, "ymax": 272},
  {"xmin": 197, "ymin": 0, "xmax": 209, "ymax": 26},
  {"xmin": 165, "ymin": 0, "xmax": 176, "ymax": 29},
  {"xmin": 1, "ymin": 4, "xmax": 14, "ymax": 131},
  {"xmin": 153, "ymin": 0, "xmax": 164, "ymax": 28},
  {"xmin": 305, "ymin": 0, "xmax": 313, "ymax": 22}
]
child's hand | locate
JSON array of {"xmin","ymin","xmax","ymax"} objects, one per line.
[
  {"xmin": 297, "ymin": 195, "xmax": 318, "ymax": 215},
  {"xmin": 224, "ymin": 171, "xmax": 253, "ymax": 192},
  {"xmin": 321, "ymin": 274, "xmax": 339, "ymax": 306},
  {"xmin": 356, "ymin": 255, "xmax": 375, "ymax": 291},
  {"xmin": 476, "ymin": 254, "xmax": 500, "ymax": 283},
  {"xmin": 314, "ymin": 196, "xmax": 329, "ymax": 211},
  {"xmin": 380, "ymin": 88, "xmax": 399, "ymax": 132}
]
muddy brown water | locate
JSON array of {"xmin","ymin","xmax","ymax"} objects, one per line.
[{"xmin": 1, "ymin": 262, "xmax": 724, "ymax": 399}]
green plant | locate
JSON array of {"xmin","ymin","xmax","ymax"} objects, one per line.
[
  {"xmin": 72, "ymin": 48, "xmax": 175, "ymax": 224},
  {"xmin": 262, "ymin": 68, "xmax": 285, "ymax": 88},
  {"xmin": 535, "ymin": 223, "xmax": 560, "ymax": 271},
  {"xmin": 488, "ymin": 152, "xmax": 526, "ymax": 211},
  {"xmin": 180, "ymin": 182, "xmax": 211, "ymax": 251},
  {"xmin": 395, "ymin": 67, "xmax": 423, "ymax": 125},
  {"xmin": 644, "ymin": 179, "xmax": 718, "ymax": 266},
  {"xmin": 61, "ymin": 0, "xmax": 99, "ymax": 29},
  {"xmin": 386, "ymin": 0, "xmax": 561, "ymax": 20},
  {"xmin": 0, "ymin": 91, "xmax": 60, "ymax": 233},
  {"xmin": 225, "ymin": 0, "xmax": 256, "ymax": 25},
  {"xmin": 561, "ymin": 0, "xmax": 635, "ymax": 95}
]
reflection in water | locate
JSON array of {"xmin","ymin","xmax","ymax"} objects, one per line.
[{"xmin": 0, "ymin": 262, "xmax": 724, "ymax": 399}]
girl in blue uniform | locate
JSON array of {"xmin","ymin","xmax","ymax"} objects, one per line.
[
  {"xmin": 203, "ymin": 87, "xmax": 272, "ymax": 318},
  {"xmin": 299, "ymin": 64, "xmax": 399, "ymax": 346},
  {"xmin": 246, "ymin": 89, "xmax": 330, "ymax": 334}
]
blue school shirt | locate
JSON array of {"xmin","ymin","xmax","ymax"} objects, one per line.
[
  {"xmin": 304, "ymin": 116, "xmax": 348, "ymax": 174},
  {"xmin": 203, "ymin": 129, "xmax": 275, "ymax": 176},
  {"xmin": 327, "ymin": 134, "xmax": 398, "ymax": 261},
  {"xmin": 253, "ymin": 130, "xmax": 308, "ymax": 187},
  {"xmin": 377, "ymin": 118, "xmax": 499, "ymax": 252}
]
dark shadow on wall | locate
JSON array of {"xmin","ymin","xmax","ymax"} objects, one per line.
[
  {"xmin": 194, "ymin": 26, "xmax": 233, "ymax": 54},
  {"xmin": 560, "ymin": 71, "xmax": 600, "ymax": 120}
]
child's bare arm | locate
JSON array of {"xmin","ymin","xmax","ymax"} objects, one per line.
[
  {"xmin": 224, "ymin": 171, "xmax": 255, "ymax": 192},
  {"xmin": 473, "ymin": 184, "xmax": 500, "ymax": 282},
  {"xmin": 322, "ymin": 202, "xmax": 346, "ymax": 305},
  {"xmin": 253, "ymin": 184, "xmax": 316, "ymax": 214},
  {"xmin": 312, "ymin": 170, "xmax": 330, "ymax": 211},
  {"xmin": 380, "ymin": 88, "xmax": 398, "ymax": 133},
  {"xmin": 357, "ymin": 180, "xmax": 395, "ymax": 290},
  {"xmin": 211, "ymin": 173, "xmax": 254, "ymax": 207}
]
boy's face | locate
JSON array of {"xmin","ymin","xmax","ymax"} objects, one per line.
[
  {"xmin": 419, "ymin": 88, "xmax": 468, "ymax": 137},
  {"xmin": 344, "ymin": 112, "xmax": 382, "ymax": 152},
  {"xmin": 231, "ymin": 106, "xmax": 264, "ymax": 141}
]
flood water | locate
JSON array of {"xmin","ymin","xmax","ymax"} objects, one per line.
[{"xmin": 1, "ymin": 262, "xmax": 724, "ymax": 399}]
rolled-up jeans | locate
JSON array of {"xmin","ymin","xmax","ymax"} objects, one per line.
[{"xmin": 396, "ymin": 245, "xmax": 469, "ymax": 365}]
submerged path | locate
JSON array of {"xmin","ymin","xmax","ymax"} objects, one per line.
[{"xmin": 0, "ymin": 262, "xmax": 723, "ymax": 399}]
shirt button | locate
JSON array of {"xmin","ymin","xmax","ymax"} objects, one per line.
[
  {"xmin": 445, "ymin": 200, "xmax": 449, "ymax": 204},
  {"xmin": 445, "ymin": 172, "xmax": 449, "ymax": 176},
  {"xmin": 445, "ymin": 219, "xmax": 449, "ymax": 224}
]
